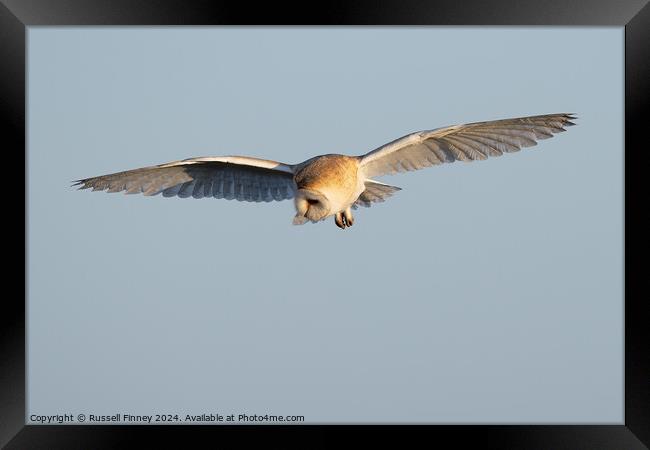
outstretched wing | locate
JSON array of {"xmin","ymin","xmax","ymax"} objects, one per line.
[
  {"xmin": 359, "ymin": 113, "xmax": 576, "ymax": 178},
  {"xmin": 73, "ymin": 156, "xmax": 296, "ymax": 202}
]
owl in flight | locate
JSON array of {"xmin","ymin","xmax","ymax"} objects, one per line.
[{"xmin": 75, "ymin": 113, "xmax": 576, "ymax": 229}]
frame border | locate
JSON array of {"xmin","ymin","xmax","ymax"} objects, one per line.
[{"xmin": 4, "ymin": 0, "xmax": 647, "ymax": 447}]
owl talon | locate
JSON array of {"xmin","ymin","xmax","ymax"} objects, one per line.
[
  {"xmin": 343, "ymin": 208, "xmax": 354, "ymax": 226},
  {"xmin": 335, "ymin": 213, "xmax": 346, "ymax": 229}
]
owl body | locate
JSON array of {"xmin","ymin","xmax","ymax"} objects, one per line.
[{"xmin": 292, "ymin": 154, "xmax": 366, "ymax": 224}]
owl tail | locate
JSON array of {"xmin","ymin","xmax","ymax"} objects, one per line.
[{"xmin": 352, "ymin": 180, "xmax": 402, "ymax": 209}]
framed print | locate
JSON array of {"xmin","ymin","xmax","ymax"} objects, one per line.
[{"xmin": 4, "ymin": 0, "xmax": 648, "ymax": 447}]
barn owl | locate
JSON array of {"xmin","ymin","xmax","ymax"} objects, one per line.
[{"xmin": 74, "ymin": 113, "xmax": 576, "ymax": 229}]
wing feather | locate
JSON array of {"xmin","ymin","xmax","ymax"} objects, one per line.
[
  {"xmin": 359, "ymin": 113, "xmax": 576, "ymax": 178},
  {"xmin": 352, "ymin": 180, "xmax": 402, "ymax": 210},
  {"xmin": 73, "ymin": 156, "xmax": 296, "ymax": 202}
]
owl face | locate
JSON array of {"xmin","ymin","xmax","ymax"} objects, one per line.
[{"xmin": 294, "ymin": 188, "xmax": 331, "ymax": 222}]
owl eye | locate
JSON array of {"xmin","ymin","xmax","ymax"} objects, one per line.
[{"xmin": 307, "ymin": 199, "xmax": 319, "ymax": 205}]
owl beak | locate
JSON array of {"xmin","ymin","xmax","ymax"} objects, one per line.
[{"xmin": 293, "ymin": 214, "xmax": 308, "ymax": 225}]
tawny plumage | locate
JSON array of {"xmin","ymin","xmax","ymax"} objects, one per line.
[{"xmin": 74, "ymin": 113, "xmax": 576, "ymax": 229}]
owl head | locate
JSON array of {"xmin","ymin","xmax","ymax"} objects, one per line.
[{"xmin": 293, "ymin": 188, "xmax": 331, "ymax": 224}]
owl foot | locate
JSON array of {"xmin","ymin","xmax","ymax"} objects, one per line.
[
  {"xmin": 343, "ymin": 207, "xmax": 354, "ymax": 226},
  {"xmin": 335, "ymin": 213, "xmax": 345, "ymax": 229},
  {"xmin": 335, "ymin": 210, "xmax": 354, "ymax": 229}
]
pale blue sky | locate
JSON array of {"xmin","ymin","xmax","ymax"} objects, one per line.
[{"xmin": 27, "ymin": 27, "xmax": 623, "ymax": 423}]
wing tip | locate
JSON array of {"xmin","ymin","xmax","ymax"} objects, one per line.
[
  {"xmin": 562, "ymin": 113, "xmax": 578, "ymax": 126},
  {"xmin": 71, "ymin": 179, "xmax": 91, "ymax": 190}
]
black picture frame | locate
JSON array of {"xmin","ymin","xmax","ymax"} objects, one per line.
[{"xmin": 4, "ymin": 0, "xmax": 647, "ymax": 447}]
